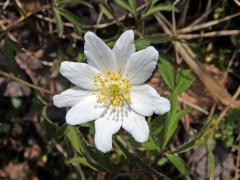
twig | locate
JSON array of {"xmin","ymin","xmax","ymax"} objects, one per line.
[
  {"xmin": 206, "ymin": 104, "xmax": 216, "ymax": 124},
  {"xmin": 72, "ymin": 164, "xmax": 87, "ymax": 180},
  {"xmin": 177, "ymin": 30, "xmax": 240, "ymax": 39},
  {"xmin": 233, "ymin": 0, "xmax": 240, "ymax": 6},
  {"xmin": 178, "ymin": 12, "xmax": 240, "ymax": 34},
  {"xmin": 0, "ymin": 70, "xmax": 54, "ymax": 95},
  {"xmin": 178, "ymin": 0, "xmax": 190, "ymax": 27},
  {"xmin": 176, "ymin": 42, "xmax": 240, "ymax": 108},
  {"xmin": 1, "ymin": 5, "xmax": 50, "ymax": 32},
  {"xmin": 178, "ymin": 96, "xmax": 209, "ymax": 115},
  {"xmin": 189, "ymin": 0, "xmax": 213, "ymax": 26},
  {"xmin": 222, "ymin": 50, "xmax": 238, "ymax": 84},
  {"xmin": 94, "ymin": 4, "xmax": 104, "ymax": 32},
  {"xmin": 155, "ymin": 14, "xmax": 172, "ymax": 35},
  {"xmin": 211, "ymin": 86, "xmax": 240, "ymax": 131}
]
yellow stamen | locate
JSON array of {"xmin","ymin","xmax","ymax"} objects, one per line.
[{"xmin": 93, "ymin": 69, "xmax": 131, "ymax": 107}]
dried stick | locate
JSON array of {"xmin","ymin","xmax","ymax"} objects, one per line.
[
  {"xmin": 177, "ymin": 0, "xmax": 190, "ymax": 27},
  {"xmin": 178, "ymin": 96, "xmax": 209, "ymax": 115},
  {"xmin": 211, "ymin": 86, "xmax": 240, "ymax": 130},
  {"xmin": 233, "ymin": 0, "xmax": 240, "ymax": 6},
  {"xmin": 189, "ymin": 0, "xmax": 213, "ymax": 26},
  {"xmin": 177, "ymin": 30, "xmax": 240, "ymax": 39},
  {"xmin": 178, "ymin": 12, "xmax": 240, "ymax": 34},
  {"xmin": 0, "ymin": 70, "xmax": 54, "ymax": 95}
]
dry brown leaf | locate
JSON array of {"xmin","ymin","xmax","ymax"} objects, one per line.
[
  {"xmin": 155, "ymin": 13, "xmax": 240, "ymax": 109},
  {"xmin": 175, "ymin": 42, "xmax": 240, "ymax": 108},
  {"xmin": 0, "ymin": 162, "xmax": 30, "ymax": 180}
]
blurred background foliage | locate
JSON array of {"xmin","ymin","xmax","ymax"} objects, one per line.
[{"xmin": 0, "ymin": 0, "xmax": 240, "ymax": 179}]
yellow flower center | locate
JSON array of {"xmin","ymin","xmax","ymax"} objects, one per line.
[{"xmin": 93, "ymin": 69, "xmax": 131, "ymax": 108}]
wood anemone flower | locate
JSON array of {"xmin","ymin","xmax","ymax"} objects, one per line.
[{"xmin": 53, "ymin": 30, "xmax": 170, "ymax": 153}]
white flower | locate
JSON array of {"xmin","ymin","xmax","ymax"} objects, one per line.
[{"xmin": 53, "ymin": 30, "xmax": 170, "ymax": 153}]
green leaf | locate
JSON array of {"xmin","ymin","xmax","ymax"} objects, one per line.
[
  {"xmin": 128, "ymin": 0, "xmax": 136, "ymax": 17},
  {"xmin": 11, "ymin": 97, "xmax": 22, "ymax": 109},
  {"xmin": 57, "ymin": 8, "xmax": 83, "ymax": 32},
  {"xmin": 76, "ymin": 52, "xmax": 86, "ymax": 62},
  {"xmin": 169, "ymin": 109, "xmax": 189, "ymax": 133},
  {"xmin": 55, "ymin": 124, "xmax": 68, "ymax": 137},
  {"xmin": 175, "ymin": 69, "xmax": 195, "ymax": 93},
  {"xmin": 135, "ymin": 39, "xmax": 150, "ymax": 50},
  {"xmin": 114, "ymin": 0, "xmax": 136, "ymax": 17},
  {"xmin": 57, "ymin": 125, "xmax": 115, "ymax": 173},
  {"xmin": 83, "ymin": 144, "xmax": 116, "ymax": 173},
  {"xmin": 41, "ymin": 118, "xmax": 58, "ymax": 137},
  {"xmin": 73, "ymin": 132, "xmax": 116, "ymax": 173},
  {"xmin": 73, "ymin": 24, "xmax": 83, "ymax": 35},
  {"xmin": 114, "ymin": 0, "xmax": 131, "ymax": 12},
  {"xmin": 100, "ymin": 3, "xmax": 114, "ymax": 20},
  {"xmin": 140, "ymin": 134, "xmax": 160, "ymax": 151},
  {"xmin": 115, "ymin": 138, "xmax": 169, "ymax": 178},
  {"xmin": 165, "ymin": 154, "xmax": 189, "ymax": 175},
  {"xmin": 142, "ymin": 3, "xmax": 173, "ymax": 17},
  {"xmin": 66, "ymin": 156, "xmax": 97, "ymax": 171},
  {"xmin": 140, "ymin": 34, "xmax": 172, "ymax": 44},
  {"xmin": 151, "ymin": 116, "xmax": 165, "ymax": 136},
  {"xmin": 53, "ymin": 8, "xmax": 64, "ymax": 36},
  {"xmin": 158, "ymin": 59, "xmax": 175, "ymax": 90},
  {"xmin": 171, "ymin": 117, "xmax": 215, "ymax": 154},
  {"xmin": 64, "ymin": 126, "xmax": 83, "ymax": 155},
  {"xmin": 208, "ymin": 149, "xmax": 215, "ymax": 180},
  {"xmin": 172, "ymin": 139, "xmax": 204, "ymax": 154},
  {"xmin": 3, "ymin": 35, "xmax": 22, "ymax": 72},
  {"xmin": 0, "ymin": 32, "xmax": 5, "ymax": 40},
  {"xmin": 64, "ymin": 128, "xmax": 113, "ymax": 173},
  {"xmin": 207, "ymin": 133, "xmax": 215, "ymax": 180},
  {"xmin": 170, "ymin": 93, "xmax": 179, "ymax": 113},
  {"xmin": 56, "ymin": 0, "xmax": 92, "ymax": 7},
  {"xmin": 163, "ymin": 109, "xmax": 189, "ymax": 147}
]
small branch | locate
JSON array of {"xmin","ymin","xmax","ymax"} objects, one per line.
[
  {"xmin": 177, "ymin": 30, "xmax": 240, "ymax": 39},
  {"xmin": 154, "ymin": 13, "xmax": 172, "ymax": 35},
  {"xmin": 1, "ymin": 5, "xmax": 50, "ymax": 32},
  {"xmin": 189, "ymin": 0, "xmax": 213, "ymax": 26},
  {"xmin": 233, "ymin": 0, "xmax": 240, "ymax": 6},
  {"xmin": 178, "ymin": 12, "xmax": 240, "ymax": 34},
  {"xmin": 211, "ymin": 86, "xmax": 240, "ymax": 131},
  {"xmin": 178, "ymin": 96, "xmax": 209, "ymax": 115},
  {"xmin": 0, "ymin": 70, "xmax": 54, "ymax": 95}
]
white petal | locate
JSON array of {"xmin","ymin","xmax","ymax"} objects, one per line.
[
  {"xmin": 113, "ymin": 30, "xmax": 135, "ymax": 70},
  {"xmin": 84, "ymin": 32, "xmax": 117, "ymax": 72},
  {"xmin": 130, "ymin": 84, "xmax": 170, "ymax": 116},
  {"xmin": 66, "ymin": 95, "xmax": 105, "ymax": 125},
  {"xmin": 60, "ymin": 61, "xmax": 101, "ymax": 90},
  {"xmin": 124, "ymin": 46, "xmax": 159, "ymax": 85},
  {"xmin": 94, "ymin": 109, "xmax": 122, "ymax": 153},
  {"xmin": 53, "ymin": 87, "xmax": 92, "ymax": 107},
  {"xmin": 122, "ymin": 111, "xmax": 149, "ymax": 143},
  {"xmin": 154, "ymin": 96, "xmax": 171, "ymax": 115}
]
